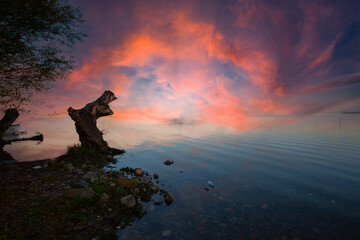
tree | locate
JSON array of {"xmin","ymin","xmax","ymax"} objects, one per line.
[{"xmin": 0, "ymin": 0, "xmax": 86, "ymax": 110}]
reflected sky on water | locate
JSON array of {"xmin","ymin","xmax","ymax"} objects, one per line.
[{"xmin": 4, "ymin": 115, "xmax": 360, "ymax": 239}]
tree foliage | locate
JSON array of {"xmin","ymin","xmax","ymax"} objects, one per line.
[{"xmin": 0, "ymin": 0, "xmax": 86, "ymax": 110}]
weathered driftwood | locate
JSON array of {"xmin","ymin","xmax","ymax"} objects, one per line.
[
  {"xmin": 2, "ymin": 134, "xmax": 44, "ymax": 145},
  {"xmin": 68, "ymin": 90, "xmax": 124, "ymax": 154},
  {"xmin": 0, "ymin": 108, "xmax": 19, "ymax": 138}
]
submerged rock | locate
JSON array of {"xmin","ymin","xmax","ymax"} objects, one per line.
[
  {"xmin": 163, "ymin": 160, "xmax": 174, "ymax": 165},
  {"xmin": 164, "ymin": 192, "xmax": 174, "ymax": 205},
  {"xmin": 153, "ymin": 173, "xmax": 159, "ymax": 179},
  {"xmin": 121, "ymin": 195, "xmax": 136, "ymax": 208}
]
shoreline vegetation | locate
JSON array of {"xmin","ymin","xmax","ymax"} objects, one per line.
[
  {"xmin": 0, "ymin": 91, "xmax": 173, "ymax": 239},
  {"xmin": 0, "ymin": 145, "xmax": 172, "ymax": 239}
]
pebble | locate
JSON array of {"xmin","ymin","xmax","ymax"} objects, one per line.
[
  {"xmin": 162, "ymin": 230, "xmax": 171, "ymax": 237},
  {"xmin": 153, "ymin": 173, "xmax": 159, "ymax": 179},
  {"xmin": 120, "ymin": 195, "xmax": 136, "ymax": 208},
  {"xmin": 73, "ymin": 182, "xmax": 88, "ymax": 188},
  {"xmin": 134, "ymin": 168, "xmax": 143, "ymax": 176},
  {"xmin": 208, "ymin": 181, "xmax": 214, "ymax": 188},
  {"xmin": 142, "ymin": 177, "xmax": 152, "ymax": 185},
  {"xmin": 154, "ymin": 201, "xmax": 163, "ymax": 205},
  {"xmin": 151, "ymin": 185, "xmax": 159, "ymax": 193},
  {"xmin": 100, "ymin": 193, "xmax": 109, "ymax": 201},
  {"xmin": 32, "ymin": 165, "xmax": 42, "ymax": 169}
]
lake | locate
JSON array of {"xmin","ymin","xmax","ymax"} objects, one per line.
[{"xmin": 4, "ymin": 115, "xmax": 360, "ymax": 239}]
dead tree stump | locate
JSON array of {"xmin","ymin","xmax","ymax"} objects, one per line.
[
  {"xmin": 0, "ymin": 108, "xmax": 19, "ymax": 138},
  {"xmin": 68, "ymin": 90, "xmax": 123, "ymax": 154}
]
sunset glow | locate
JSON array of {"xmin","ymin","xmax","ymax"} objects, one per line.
[{"xmin": 38, "ymin": 0, "xmax": 359, "ymax": 129}]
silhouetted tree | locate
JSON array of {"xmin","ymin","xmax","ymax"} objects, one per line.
[
  {"xmin": 0, "ymin": 0, "xmax": 86, "ymax": 138},
  {"xmin": 0, "ymin": 0, "xmax": 86, "ymax": 110}
]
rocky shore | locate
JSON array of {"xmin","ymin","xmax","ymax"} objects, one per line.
[{"xmin": 0, "ymin": 146, "xmax": 173, "ymax": 239}]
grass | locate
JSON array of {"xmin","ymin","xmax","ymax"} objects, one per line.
[{"xmin": 65, "ymin": 144, "xmax": 113, "ymax": 167}]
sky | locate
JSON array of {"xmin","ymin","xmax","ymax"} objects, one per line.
[{"xmin": 36, "ymin": 0, "xmax": 360, "ymax": 129}]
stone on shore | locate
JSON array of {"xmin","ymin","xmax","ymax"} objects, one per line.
[
  {"xmin": 117, "ymin": 177, "xmax": 140, "ymax": 188},
  {"xmin": 121, "ymin": 195, "xmax": 136, "ymax": 208},
  {"xmin": 142, "ymin": 177, "xmax": 152, "ymax": 185},
  {"xmin": 134, "ymin": 168, "xmax": 143, "ymax": 176},
  {"xmin": 151, "ymin": 185, "xmax": 159, "ymax": 193}
]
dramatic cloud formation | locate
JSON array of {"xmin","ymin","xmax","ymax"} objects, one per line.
[{"xmin": 38, "ymin": 0, "xmax": 360, "ymax": 129}]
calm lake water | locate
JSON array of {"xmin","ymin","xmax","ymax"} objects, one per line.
[{"xmin": 4, "ymin": 115, "xmax": 360, "ymax": 239}]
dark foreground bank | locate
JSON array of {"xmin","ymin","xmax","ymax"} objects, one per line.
[{"xmin": 0, "ymin": 146, "xmax": 172, "ymax": 239}]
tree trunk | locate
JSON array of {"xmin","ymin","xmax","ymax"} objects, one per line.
[
  {"xmin": 0, "ymin": 108, "xmax": 19, "ymax": 138},
  {"xmin": 68, "ymin": 90, "xmax": 121, "ymax": 154}
]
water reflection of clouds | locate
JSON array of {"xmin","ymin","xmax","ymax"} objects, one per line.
[{"xmin": 4, "ymin": 114, "xmax": 359, "ymax": 161}]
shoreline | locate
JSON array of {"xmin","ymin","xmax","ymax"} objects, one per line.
[{"xmin": 0, "ymin": 149, "xmax": 171, "ymax": 239}]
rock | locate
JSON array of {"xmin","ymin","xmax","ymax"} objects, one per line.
[
  {"xmin": 84, "ymin": 171, "xmax": 98, "ymax": 182},
  {"xmin": 204, "ymin": 187, "xmax": 210, "ymax": 191},
  {"xmin": 100, "ymin": 193, "xmax": 109, "ymax": 201},
  {"xmin": 163, "ymin": 160, "xmax": 174, "ymax": 165},
  {"xmin": 73, "ymin": 181, "xmax": 88, "ymax": 188},
  {"xmin": 164, "ymin": 192, "xmax": 174, "ymax": 205},
  {"xmin": 151, "ymin": 185, "xmax": 159, "ymax": 193},
  {"xmin": 208, "ymin": 181, "xmax": 214, "ymax": 188},
  {"xmin": 154, "ymin": 201, "xmax": 163, "ymax": 205},
  {"xmin": 153, "ymin": 173, "xmax": 159, "ymax": 179},
  {"xmin": 117, "ymin": 177, "xmax": 140, "ymax": 188},
  {"xmin": 142, "ymin": 177, "xmax": 152, "ymax": 185},
  {"xmin": 64, "ymin": 187, "xmax": 95, "ymax": 199},
  {"xmin": 32, "ymin": 165, "xmax": 41, "ymax": 169},
  {"xmin": 66, "ymin": 163, "xmax": 75, "ymax": 172},
  {"xmin": 121, "ymin": 195, "xmax": 136, "ymax": 208},
  {"xmin": 162, "ymin": 230, "xmax": 171, "ymax": 237},
  {"xmin": 107, "ymin": 208, "xmax": 112, "ymax": 212},
  {"xmin": 134, "ymin": 168, "xmax": 143, "ymax": 176}
]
